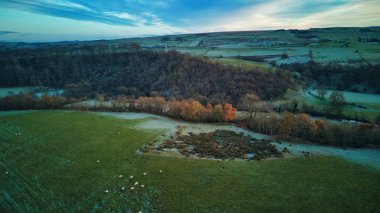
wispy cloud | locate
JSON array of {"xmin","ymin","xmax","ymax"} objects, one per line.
[
  {"xmin": 189, "ymin": 0, "xmax": 380, "ymax": 31},
  {"xmin": 0, "ymin": 31, "xmax": 18, "ymax": 35},
  {"xmin": 0, "ymin": 0, "xmax": 379, "ymax": 42}
]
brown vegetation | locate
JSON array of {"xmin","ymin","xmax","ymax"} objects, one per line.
[{"xmin": 143, "ymin": 130, "xmax": 283, "ymax": 160}]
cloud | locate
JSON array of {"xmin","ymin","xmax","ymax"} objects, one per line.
[
  {"xmin": 188, "ymin": 0, "xmax": 380, "ymax": 31},
  {"xmin": 0, "ymin": 31, "xmax": 18, "ymax": 35},
  {"xmin": 0, "ymin": 0, "xmax": 379, "ymax": 42},
  {"xmin": 104, "ymin": 12, "xmax": 140, "ymax": 22}
]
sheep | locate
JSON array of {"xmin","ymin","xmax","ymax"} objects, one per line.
[
  {"xmin": 130, "ymin": 187, "xmax": 134, "ymax": 190},
  {"xmin": 130, "ymin": 176, "xmax": 133, "ymax": 179},
  {"xmin": 118, "ymin": 175, "xmax": 123, "ymax": 178},
  {"xmin": 134, "ymin": 181, "xmax": 139, "ymax": 185}
]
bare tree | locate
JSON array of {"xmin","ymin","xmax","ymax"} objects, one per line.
[
  {"xmin": 317, "ymin": 86, "xmax": 327, "ymax": 100},
  {"xmin": 240, "ymin": 93, "xmax": 268, "ymax": 122}
]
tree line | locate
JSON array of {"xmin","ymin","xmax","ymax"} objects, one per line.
[
  {"xmin": 1, "ymin": 92, "xmax": 379, "ymax": 148},
  {"xmin": 0, "ymin": 93, "xmax": 77, "ymax": 110},
  {"xmin": 279, "ymin": 61, "xmax": 380, "ymax": 93},
  {"xmin": 245, "ymin": 111, "xmax": 380, "ymax": 148},
  {"xmin": 69, "ymin": 94, "xmax": 237, "ymax": 123}
]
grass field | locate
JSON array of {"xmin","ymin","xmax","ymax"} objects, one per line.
[
  {"xmin": 278, "ymin": 88, "xmax": 380, "ymax": 122},
  {"xmin": 212, "ymin": 58, "xmax": 270, "ymax": 71},
  {"xmin": 1, "ymin": 111, "xmax": 380, "ymax": 212}
]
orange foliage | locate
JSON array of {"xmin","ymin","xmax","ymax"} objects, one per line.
[
  {"xmin": 223, "ymin": 103, "xmax": 237, "ymax": 121},
  {"xmin": 314, "ymin": 119, "xmax": 326, "ymax": 130},
  {"xmin": 135, "ymin": 96, "xmax": 238, "ymax": 122},
  {"xmin": 279, "ymin": 112, "xmax": 295, "ymax": 135}
]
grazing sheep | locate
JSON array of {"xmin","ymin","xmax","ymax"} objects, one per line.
[
  {"xmin": 141, "ymin": 185, "xmax": 144, "ymax": 188},
  {"xmin": 105, "ymin": 190, "xmax": 109, "ymax": 193},
  {"xmin": 96, "ymin": 160, "xmax": 100, "ymax": 163},
  {"xmin": 134, "ymin": 181, "xmax": 139, "ymax": 185},
  {"xmin": 143, "ymin": 172, "xmax": 147, "ymax": 176},
  {"xmin": 118, "ymin": 175, "xmax": 123, "ymax": 178},
  {"xmin": 121, "ymin": 187, "xmax": 125, "ymax": 190},
  {"xmin": 130, "ymin": 187, "xmax": 134, "ymax": 190},
  {"xmin": 130, "ymin": 176, "xmax": 133, "ymax": 179},
  {"xmin": 5, "ymin": 171, "xmax": 8, "ymax": 175},
  {"xmin": 159, "ymin": 170, "xmax": 162, "ymax": 173}
]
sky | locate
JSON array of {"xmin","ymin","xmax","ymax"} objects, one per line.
[{"xmin": 0, "ymin": 0, "xmax": 379, "ymax": 42}]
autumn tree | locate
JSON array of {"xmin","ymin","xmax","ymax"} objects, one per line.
[
  {"xmin": 223, "ymin": 103, "xmax": 237, "ymax": 122},
  {"xmin": 168, "ymin": 98, "xmax": 181, "ymax": 118},
  {"xmin": 212, "ymin": 104, "xmax": 224, "ymax": 122},
  {"xmin": 39, "ymin": 93, "xmax": 54, "ymax": 108},
  {"xmin": 293, "ymin": 113, "xmax": 316, "ymax": 138},
  {"xmin": 180, "ymin": 100, "xmax": 192, "ymax": 121},
  {"xmin": 278, "ymin": 112, "xmax": 295, "ymax": 135},
  {"xmin": 240, "ymin": 93, "xmax": 268, "ymax": 122}
]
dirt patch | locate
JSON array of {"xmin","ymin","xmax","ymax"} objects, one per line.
[{"xmin": 141, "ymin": 130, "xmax": 283, "ymax": 160}]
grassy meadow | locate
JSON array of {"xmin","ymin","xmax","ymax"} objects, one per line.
[{"xmin": 1, "ymin": 111, "xmax": 380, "ymax": 212}]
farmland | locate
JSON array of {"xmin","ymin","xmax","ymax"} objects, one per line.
[
  {"xmin": 123, "ymin": 27, "xmax": 380, "ymax": 65},
  {"xmin": 1, "ymin": 111, "xmax": 380, "ymax": 212}
]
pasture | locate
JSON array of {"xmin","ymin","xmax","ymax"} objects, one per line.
[{"xmin": 1, "ymin": 111, "xmax": 380, "ymax": 212}]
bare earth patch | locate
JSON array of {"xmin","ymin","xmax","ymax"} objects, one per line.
[{"xmin": 141, "ymin": 129, "xmax": 283, "ymax": 160}]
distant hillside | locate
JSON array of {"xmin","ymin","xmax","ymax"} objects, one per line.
[
  {"xmin": 0, "ymin": 47, "xmax": 292, "ymax": 104},
  {"xmin": 1, "ymin": 27, "xmax": 380, "ymax": 65}
]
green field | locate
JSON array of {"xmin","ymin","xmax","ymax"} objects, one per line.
[
  {"xmin": 277, "ymin": 88, "xmax": 380, "ymax": 121},
  {"xmin": 122, "ymin": 27, "xmax": 380, "ymax": 66},
  {"xmin": 1, "ymin": 111, "xmax": 380, "ymax": 212}
]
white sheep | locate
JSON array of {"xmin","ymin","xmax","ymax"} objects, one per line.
[
  {"xmin": 130, "ymin": 187, "xmax": 134, "ymax": 190},
  {"xmin": 118, "ymin": 174, "xmax": 123, "ymax": 178},
  {"xmin": 141, "ymin": 184, "xmax": 144, "ymax": 188},
  {"xmin": 130, "ymin": 176, "xmax": 133, "ymax": 179},
  {"xmin": 105, "ymin": 190, "xmax": 109, "ymax": 193},
  {"xmin": 143, "ymin": 172, "xmax": 147, "ymax": 176},
  {"xmin": 134, "ymin": 181, "xmax": 138, "ymax": 185}
]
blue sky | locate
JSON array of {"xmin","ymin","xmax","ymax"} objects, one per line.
[{"xmin": 0, "ymin": 0, "xmax": 379, "ymax": 42}]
